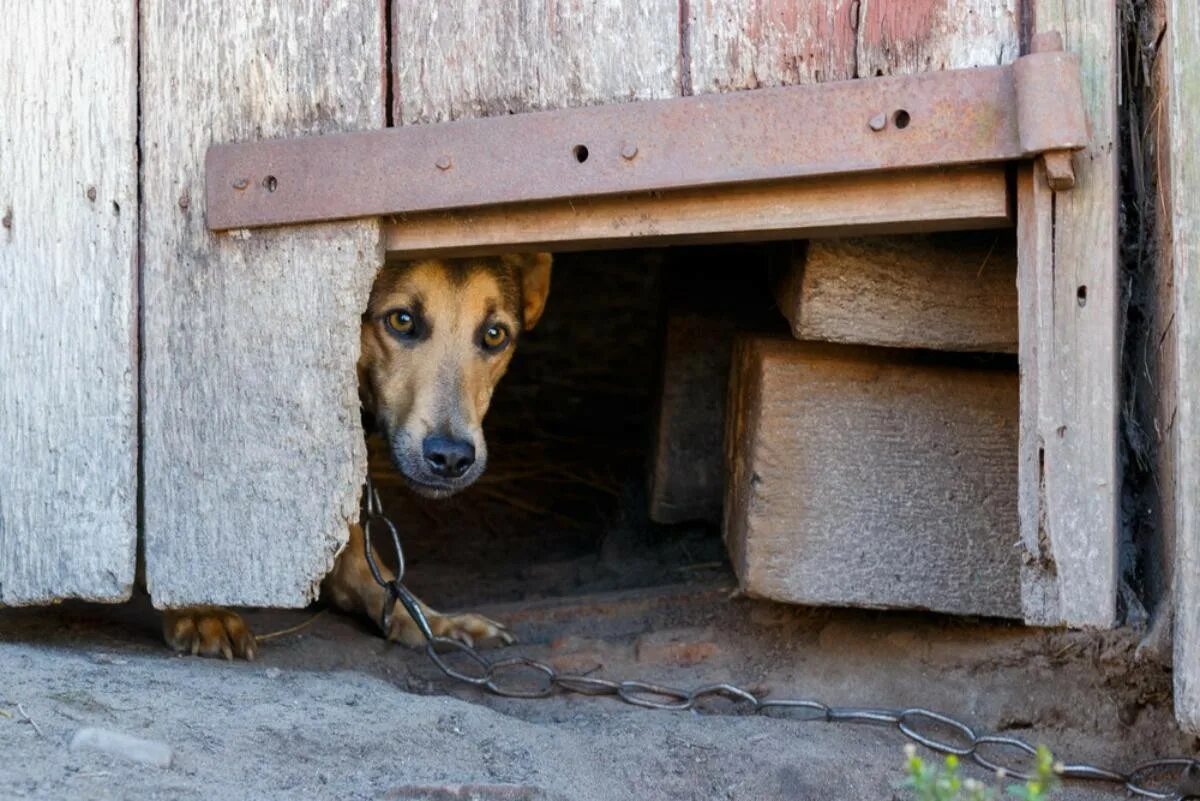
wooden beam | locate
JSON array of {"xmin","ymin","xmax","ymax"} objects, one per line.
[
  {"xmin": 0, "ymin": 1, "xmax": 138, "ymax": 604},
  {"xmin": 1017, "ymin": 1, "xmax": 1120, "ymax": 627},
  {"xmin": 1167, "ymin": 0, "xmax": 1200, "ymax": 734},
  {"xmin": 776, "ymin": 233, "xmax": 1019, "ymax": 353},
  {"xmin": 724, "ymin": 337, "xmax": 1021, "ymax": 618},
  {"xmin": 384, "ymin": 167, "xmax": 1010, "ymax": 258},
  {"xmin": 140, "ymin": 1, "xmax": 384, "ymax": 607}
]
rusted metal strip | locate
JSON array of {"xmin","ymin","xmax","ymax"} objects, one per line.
[{"xmin": 206, "ymin": 50, "xmax": 1087, "ymax": 231}]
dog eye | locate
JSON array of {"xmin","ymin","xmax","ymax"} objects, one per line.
[
  {"xmin": 385, "ymin": 310, "xmax": 415, "ymax": 337},
  {"xmin": 481, "ymin": 324, "xmax": 509, "ymax": 352}
]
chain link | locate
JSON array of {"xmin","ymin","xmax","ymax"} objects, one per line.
[{"xmin": 362, "ymin": 478, "xmax": 1200, "ymax": 799}]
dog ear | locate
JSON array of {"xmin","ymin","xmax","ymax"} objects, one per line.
[{"xmin": 513, "ymin": 252, "xmax": 552, "ymax": 330}]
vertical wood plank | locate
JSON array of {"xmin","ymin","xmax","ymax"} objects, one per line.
[
  {"xmin": 1027, "ymin": 1, "xmax": 1119, "ymax": 627},
  {"xmin": 687, "ymin": 0, "xmax": 859, "ymax": 92},
  {"xmin": 688, "ymin": 0, "xmax": 1018, "ymax": 94},
  {"xmin": 1020, "ymin": 0, "xmax": 1119, "ymax": 627},
  {"xmin": 1016, "ymin": 163, "xmax": 1061, "ymax": 623},
  {"xmin": 0, "ymin": 3, "xmax": 138, "ymax": 603},
  {"xmin": 392, "ymin": 0, "xmax": 680, "ymax": 124},
  {"xmin": 140, "ymin": 1, "xmax": 384, "ymax": 607},
  {"xmin": 857, "ymin": 0, "xmax": 1019, "ymax": 75},
  {"xmin": 1168, "ymin": 0, "xmax": 1200, "ymax": 733}
]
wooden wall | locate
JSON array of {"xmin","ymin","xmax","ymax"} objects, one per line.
[
  {"xmin": 0, "ymin": 3, "xmax": 138, "ymax": 604},
  {"xmin": 139, "ymin": 1, "xmax": 385, "ymax": 607}
]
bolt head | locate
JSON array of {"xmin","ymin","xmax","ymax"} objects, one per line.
[
  {"xmin": 233, "ymin": 178, "xmax": 249, "ymax": 190},
  {"xmin": 436, "ymin": 156, "xmax": 453, "ymax": 171},
  {"xmin": 621, "ymin": 143, "xmax": 639, "ymax": 160},
  {"xmin": 868, "ymin": 113, "xmax": 888, "ymax": 132}
]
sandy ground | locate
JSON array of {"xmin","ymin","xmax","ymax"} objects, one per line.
[{"xmin": 2, "ymin": 581, "xmax": 1196, "ymax": 801}]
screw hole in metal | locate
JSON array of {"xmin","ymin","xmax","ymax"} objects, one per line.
[
  {"xmin": 1077, "ymin": 285, "xmax": 1088, "ymax": 306},
  {"xmin": 572, "ymin": 145, "xmax": 589, "ymax": 163},
  {"xmin": 893, "ymin": 109, "xmax": 911, "ymax": 129},
  {"xmin": 263, "ymin": 175, "xmax": 278, "ymax": 192}
]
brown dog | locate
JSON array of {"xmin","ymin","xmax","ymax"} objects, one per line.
[{"xmin": 162, "ymin": 253, "xmax": 552, "ymax": 659}]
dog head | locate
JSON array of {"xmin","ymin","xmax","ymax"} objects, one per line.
[{"xmin": 359, "ymin": 253, "xmax": 552, "ymax": 498}]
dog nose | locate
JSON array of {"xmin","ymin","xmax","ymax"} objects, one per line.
[{"xmin": 422, "ymin": 436, "xmax": 476, "ymax": 478}]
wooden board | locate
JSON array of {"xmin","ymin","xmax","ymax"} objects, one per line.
[
  {"xmin": 384, "ymin": 166, "xmax": 1011, "ymax": 257},
  {"xmin": 1015, "ymin": 2, "xmax": 1120, "ymax": 628},
  {"xmin": 776, "ymin": 233, "xmax": 1018, "ymax": 353},
  {"xmin": 688, "ymin": 0, "xmax": 1018, "ymax": 93},
  {"xmin": 392, "ymin": 0, "xmax": 680, "ymax": 124},
  {"xmin": 0, "ymin": 2, "xmax": 138, "ymax": 604},
  {"xmin": 140, "ymin": 1, "xmax": 385, "ymax": 607},
  {"xmin": 724, "ymin": 337, "xmax": 1022, "ymax": 618},
  {"xmin": 1168, "ymin": 0, "xmax": 1200, "ymax": 734},
  {"xmin": 648, "ymin": 249, "xmax": 783, "ymax": 525}
]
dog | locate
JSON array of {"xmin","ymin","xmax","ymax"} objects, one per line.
[{"xmin": 160, "ymin": 253, "xmax": 553, "ymax": 659}]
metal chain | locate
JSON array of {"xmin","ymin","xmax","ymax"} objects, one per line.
[{"xmin": 361, "ymin": 479, "xmax": 1200, "ymax": 800}]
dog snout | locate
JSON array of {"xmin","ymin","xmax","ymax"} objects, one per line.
[{"xmin": 422, "ymin": 435, "xmax": 476, "ymax": 479}]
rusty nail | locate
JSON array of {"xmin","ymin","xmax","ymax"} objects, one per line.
[
  {"xmin": 621, "ymin": 143, "xmax": 639, "ymax": 160},
  {"xmin": 233, "ymin": 178, "xmax": 249, "ymax": 190},
  {"xmin": 436, "ymin": 155, "xmax": 453, "ymax": 171},
  {"xmin": 178, "ymin": 192, "xmax": 190, "ymax": 210},
  {"xmin": 86, "ymin": 186, "xmax": 97, "ymax": 202},
  {"xmin": 868, "ymin": 113, "xmax": 888, "ymax": 132}
]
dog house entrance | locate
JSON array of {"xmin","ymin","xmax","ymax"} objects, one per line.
[{"xmin": 373, "ymin": 233, "xmax": 1021, "ymax": 620}]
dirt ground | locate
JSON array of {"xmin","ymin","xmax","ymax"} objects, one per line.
[{"xmin": 1, "ymin": 581, "xmax": 1196, "ymax": 801}]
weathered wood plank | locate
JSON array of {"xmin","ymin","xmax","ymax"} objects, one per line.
[
  {"xmin": 856, "ymin": 0, "xmax": 1019, "ymax": 76},
  {"xmin": 776, "ymin": 233, "xmax": 1018, "ymax": 353},
  {"xmin": 688, "ymin": 0, "xmax": 1018, "ymax": 94},
  {"xmin": 140, "ymin": 1, "xmax": 384, "ymax": 607},
  {"xmin": 384, "ymin": 166, "xmax": 1011, "ymax": 257},
  {"xmin": 724, "ymin": 337, "xmax": 1021, "ymax": 618},
  {"xmin": 1167, "ymin": 0, "xmax": 1200, "ymax": 734},
  {"xmin": 392, "ymin": 0, "xmax": 680, "ymax": 124},
  {"xmin": 0, "ymin": 3, "xmax": 138, "ymax": 604},
  {"xmin": 1015, "ymin": 162, "xmax": 1060, "ymax": 624},
  {"xmin": 648, "ymin": 250, "xmax": 781, "ymax": 525},
  {"xmin": 687, "ymin": 0, "xmax": 858, "ymax": 92},
  {"xmin": 1022, "ymin": 1, "xmax": 1120, "ymax": 627}
]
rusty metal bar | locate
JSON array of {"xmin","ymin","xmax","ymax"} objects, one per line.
[{"xmin": 205, "ymin": 46, "xmax": 1087, "ymax": 231}]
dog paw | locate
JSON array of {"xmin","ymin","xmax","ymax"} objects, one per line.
[
  {"xmin": 388, "ymin": 607, "xmax": 515, "ymax": 650},
  {"xmin": 163, "ymin": 607, "xmax": 257, "ymax": 661}
]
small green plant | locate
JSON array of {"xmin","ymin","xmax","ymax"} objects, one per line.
[{"xmin": 899, "ymin": 744, "xmax": 1061, "ymax": 801}]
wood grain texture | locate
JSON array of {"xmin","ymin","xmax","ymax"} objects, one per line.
[
  {"xmin": 777, "ymin": 233, "xmax": 1018, "ymax": 353},
  {"xmin": 140, "ymin": 1, "xmax": 384, "ymax": 607},
  {"xmin": 0, "ymin": 3, "xmax": 138, "ymax": 604},
  {"xmin": 1015, "ymin": 162, "xmax": 1060, "ymax": 624},
  {"xmin": 392, "ymin": 0, "xmax": 680, "ymax": 124},
  {"xmin": 1168, "ymin": 0, "xmax": 1200, "ymax": 733},
  {"xmin": 1022, "ymin": 0, "xmax": 1120, "ymax": 627},
  {"xmin": 724, "ymin": 338, "xmax": 1021, "ymax": 618},
  {"xmin": 384, "ymin": 166, "xmax": 1011, "ymax": 257},
  {"xmin": 688, "ymin": 0, "xmax": 1018, "ymax": 93}
]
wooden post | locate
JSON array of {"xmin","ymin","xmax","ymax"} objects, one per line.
[
  {"xmin": 1016, "ymin": 2, "xmax": 1120, "ymax": 627},
  {"xmin": 1167, "ymin": 0, "xmax": 1200, "ymax": 734},
  {"xmin": 140, "ymin": 2, "xmax": 385, "ymax": 607},
  {"xmin": 0, "ymin": 2, "xmax": 138, "ymax": 604}
]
